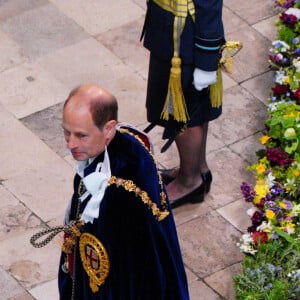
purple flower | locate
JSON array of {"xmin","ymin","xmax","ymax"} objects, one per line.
[
  {"xmin": 241, "ymin": 182, "xmax": 256, "ymax": 202},
  {"xmin": 282, "ymin": 199, "xmax": 293, "ymax": 210},
  {"xmin": 270, "ymin": 185, "xmax": 285, "ymax": 196}
]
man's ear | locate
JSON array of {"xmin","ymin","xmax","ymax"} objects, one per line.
[{"xmin": 105, "ymin": 120, "xmax": 117, "ymax": 141}]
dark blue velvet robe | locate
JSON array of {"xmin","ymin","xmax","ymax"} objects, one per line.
[{"xmin": 58, "ymin": 129, "xmax": 189, "ymax": 299}]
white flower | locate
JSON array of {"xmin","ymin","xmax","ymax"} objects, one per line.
[
  {"xmin": 285, "ymin": 224, "xmax": 295, "ymax": 235},
  {"xmin": 239, "ymin": 244, "xmax": 258, "ymax": 255},
  {"xmin": 257, "ymin": 221, "xmax": 273, "ymax": 233},
  {"xmin": 238, "ymin": 233, "xmax": 258, "ymax": 254},
  {"xmin": 274, "ymin": 70, "xmax": 289, "ymax": 85},
  {"xmin": 265, "ymin": 172, "xmax": 276, "ymax": 187},
  {"xmin": 292, "ymin": 203, "xmax": 300, "ymax": 215},
  {"xmin": 268, "ymin": 102, "xmax": 278, "ymax": 111},
  {"xmin": 293, "ymin": 57, "xmax": 300, "ymax": 72},
  {"xmin": 272, "ymin": 40, "xmax": 290, "ymax": 52},
  {"xmin": 285, "ymin": 7, "xmax": 300, "ymax": 19}
]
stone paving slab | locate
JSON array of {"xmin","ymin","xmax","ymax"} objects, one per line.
[
  {"xmin": 4, "ymin": 156, "xmax": 73, "ymax": 222},
  {"xmin": 0, "ymin": 265, "xmax": 25, "ymax": 299},
  {"xmin": 225, "ymin": 25, "xmax": 271, "ymax": 83},
  {"xmin": 96, "ymin": 17, "xmax": 149, "ymax": 79},
  {"xmin": 0, "ymin": 185, "xmax": 41, "ymax": 242},
  {"xmin": 0, "ymin": 62, "xmax": 69, "ymax": 118},
  {"xmin": 223, "ymin": 0, "xmax": 280, "ymax": 25},
  {"xmin": 48, "ymin": 0, "xmax": 145, "ymax": 35},
  {"xmin": 229, "ymin": 132, "xmax": 264, "ymax": 166},
  {"xmin": 0, "ymin": 105, "xmax": 58, "ymax": 179},
  {"xmin": 29, "ymin": 279, "xmax": 58, "ymax": 300},
  {"xmin": 253, "ymin": 15, "xmax": 279, "ymax": 42},
  {"xmin": 213, "ymin": 85, "xmax": 268, "ymax": 146},
  {"xmin": 205, "ymin": 263, "xmax": 242, "ymax": 300},
  {"xmin": 0, "ymin": 229, "xmax": 61, "ymax": 290},
  {"xmin": 241, "ymin": 70, "xmax": 274, "ymax": 105},
  {"xmin": 177, "ymin": 210, "xmax": 243, "ymax": 279},
  {"xmin": 186, "ymin": 268, "xmax": 222, "ymax": 300},
  {"xmin": 0, "ymin": 3, "xmax": 89, "ymax": 60},
  {"xmin": 0, "ymin": 30, "xmax": 28, "ymax": 73},
  {"xmin": 0, "ymin": 0, "xmax": 47, "ymax": 23}
]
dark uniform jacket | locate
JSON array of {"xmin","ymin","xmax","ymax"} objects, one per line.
[
  {"xmin": 58, "ymin": 128, "xmax": 189, "ymax": 299},
  {"xmin": 142, "ymin": 0, "xmax": 225, "ymax": 71}
]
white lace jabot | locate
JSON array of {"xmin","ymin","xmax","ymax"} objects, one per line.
[{"xmin": 76, "ymin": 147, "xmax": 111, "ymax": 224}]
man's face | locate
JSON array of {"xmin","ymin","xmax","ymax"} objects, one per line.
[{"xmin": 62, "ymin": 102, "xmax": 108, "ymax": 161}]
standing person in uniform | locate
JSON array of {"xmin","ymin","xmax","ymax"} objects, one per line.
[
  {"xmin": 54, "ymin": 85, "xmax": 189, "ymax": 299},
  {"xmin": 141, "ymin": 0, "xmax": 226, "ymax": 208}
]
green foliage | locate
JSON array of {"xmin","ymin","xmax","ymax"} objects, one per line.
[
  {"xmin": 277, "ymin": 26, "xmax": 297, "ymax": 44},
  {"xmin": 234, "ymin": 239, "xmax": 300, "ymax": 300},
  {"xmin": 265, "ymin": 102, "xmax": 300, "ymax": 155}
]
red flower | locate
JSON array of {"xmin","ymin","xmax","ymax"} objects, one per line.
[
  {"xmin": 265, "ymin": 147, "xmax": 291, "ymax": 166},
  {"xmin": 251, "ymin": 211, "xmax": 263, "ymax": 226},
  {"xmin": 272, "ymin": 85, "xmax": 289, "ymax": 95},
  {"xmin": 280, "ymin": 13, "xmax": 298, "ymax": 26},
  {"xmin": 252, "ymin": 231, "xmax": 268, "ymax": 244},
  {"xmin": 293, "ymin": 88, "xmax": 300, "ymax": 100}
]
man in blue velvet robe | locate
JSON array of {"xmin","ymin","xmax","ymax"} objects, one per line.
[{"xmin": 58, "ymin": 85, "xmax": 189, "ymax": 299}]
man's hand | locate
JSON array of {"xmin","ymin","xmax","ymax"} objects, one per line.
[{"xmin": 193, "ymin": 69, "xmax": 217, "ymax": 91}]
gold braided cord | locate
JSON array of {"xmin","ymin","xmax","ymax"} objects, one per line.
[
  {"xmin": 210, "ymin": 41, "xmax": 243, "ymax": 108},
  {"xmin": 152, "ymin": 0, "xmax": 194, "ymax": 123},
  {"xmin": 108, "ymin": 176, "xmax": 169, "ymax": 221},
  {"xmin": 161, "ymin": 16, "xmax": 189, "ymax": 122},
  {"xmin": 153, "ymin": 0, "xmax": 195, "ymax": 17},
  {"xmin": 116, "ymin": 128, "xmax": 169, "ymax": 220}
]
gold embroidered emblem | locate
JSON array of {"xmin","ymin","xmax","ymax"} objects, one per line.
[{"xmin": 79, "ymin": 233, "xmax": 110, "ymax": 293}]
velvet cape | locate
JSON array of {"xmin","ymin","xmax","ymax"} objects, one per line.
[{"xmin": 58, "ymin": 129, "xmax": 189, "ymax": 300}]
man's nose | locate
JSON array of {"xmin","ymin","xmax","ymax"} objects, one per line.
[{"xmin": 66, "ymin": 135, "xmax": 77, "ymax": 149}]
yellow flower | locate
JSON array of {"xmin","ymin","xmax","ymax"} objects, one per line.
[
  {"xmin": 280, "ymin": 222, "xmax": 295, "ymax": 234},
  {"xmin": 284, "ymin": 112, "xmax": 296, "ymax": 118},
  {"xmin": 293, "ymin": 170, "xmax": 300, "ymax": 177},
  {"xmin": 253, "ymin": 183, "xmax": 269, "ymax": 204},
  {"xmin": 266, "ymin": 209, "xmax": 275, "ymax": 219},
  {"xmin": 260, "ymin": 135, "xmax": 270, "ymax": 145},
  {"xmin": 279, "ymin": 201, "xmax": 287, "ymax": 209},
  {"xmin": 285, "ymin": 76, "xmax": 290, "ymax": 84},
  {"xmin": 256, "ymin": 163, "xmax": 266, "ymax": 175}
]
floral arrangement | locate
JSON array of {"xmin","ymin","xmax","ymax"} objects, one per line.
[{"xmin": 234, "ymin": 1, "xmax": 300, "ymax": 299}]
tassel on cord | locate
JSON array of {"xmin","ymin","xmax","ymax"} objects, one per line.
[
  {"xmin": 161, "ymin": 16, "xmax": 189, "ymax": 123},
  {"xmin": 161, "ymin": 56, "xmax": 189, "ymax": 122},
  {"xmin": 210, "ymin": 41, "xmax": 243, "ymax": 108},
  {"xmin": 210, "ymin": 66, "xmax": 223, "ymax": 108}
]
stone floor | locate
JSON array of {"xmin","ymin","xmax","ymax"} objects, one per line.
[{"xmin": 0, "ymin": 0, "xmax": 281, "ymax": 299}]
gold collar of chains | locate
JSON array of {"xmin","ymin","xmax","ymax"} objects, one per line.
[{"xmin": 116, "ymin": 128, "xmax": 169, "ymax": 221}]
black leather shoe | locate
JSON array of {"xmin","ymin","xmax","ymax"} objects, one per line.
[
  {"xmin": 202, "ymin": 170, "xmax": 212, "ymax": 193},
  {"xmin": 161, "ymin": 172, "xmax": 175, "ymax": 185},
  {"xmin": 162, "ymin": 170, "xmax": 212, "ymax": 192},
  {"xmin": 170, "ymin": 182, "xmax": 205, "ymax": 209}
]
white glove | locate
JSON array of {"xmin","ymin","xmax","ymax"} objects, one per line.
[{"xmin": 193, "ymin": 68, "xmax": 217, "ymax": 91}]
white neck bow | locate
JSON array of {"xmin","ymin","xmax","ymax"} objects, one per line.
[{"xmin": 76, "ymin": 147, "xmax": 111, "ymax": 224}]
